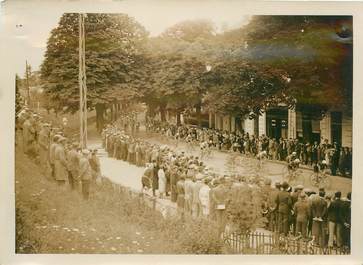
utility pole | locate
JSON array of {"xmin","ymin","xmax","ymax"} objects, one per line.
[
  {"xmin": 79, "ymin": 13, "xmax": 88, "ymax": 149},
  {"xmin": 25, "ymin": 60, "xmax": 30, "ymax": 106}
]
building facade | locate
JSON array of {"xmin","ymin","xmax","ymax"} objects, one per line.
[{"xmin": 209, "ymin": 107, "xmax": 352, "ymax": 148}]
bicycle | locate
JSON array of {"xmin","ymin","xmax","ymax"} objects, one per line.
[
  {"xmin": 200, "ymin": 146, "xmax": 213, "ymax": 160},
  {"xmin": 310, "ymin": 171, "xmax": 330, "ymax": 188},
  {"xmin": 185, "ymin": 140, "xmax": 196, "ymax": 153},
  {"xmin": 283, "ymin": 166, "xmax": 304, "ymax": 185}
]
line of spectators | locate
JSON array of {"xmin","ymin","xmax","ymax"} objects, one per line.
[
  {"xmin": 16, "ymin": 107, "xmax": 102, "ymax": 200},
  {"xmin": 146, "ymin": 120, "xmax": 352, "ymax": 178}
]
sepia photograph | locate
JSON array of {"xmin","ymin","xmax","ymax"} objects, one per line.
[{"xmin": 1, "ymin": 0, "xmax": 358, "ymax": 258}]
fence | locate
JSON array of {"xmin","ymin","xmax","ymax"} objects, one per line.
[{"xmin": 223, "ymin": 231, "xmax": 350, "ymax": 255}]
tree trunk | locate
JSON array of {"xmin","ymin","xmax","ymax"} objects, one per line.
[
  {"xmin": 111, "ymin": 105, "xmax": 114, "ymax": 122},
  {"xmin": 147, "ymin": 104, "xmax": 155, "ymax": 119},
  {"xmin": 95, "ymin": 103, "xmax": 105, "ymax": 133},
  {"xmin": 196, "ymin": 102, "xmax": 202, "ymax": 127},
  {"xmin": 160, "ymin": 104, "xmax": 166, "ymax": 122},
  {"xmin": 176, "ymin": 110, "xmax": 181, "ymax": 126},
  {"xmin": 115, "ymin": 103, "xmax": 119, "ymax": 121}
]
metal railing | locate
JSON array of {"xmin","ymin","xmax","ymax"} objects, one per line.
[{"xmin": 223, "ymin": 231, "xmax": 350, "ymax": 255}]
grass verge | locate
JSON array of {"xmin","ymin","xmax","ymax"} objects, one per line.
[{"xmin": 15, "ymin": 146, "xmax": 226, "ymax": 254}]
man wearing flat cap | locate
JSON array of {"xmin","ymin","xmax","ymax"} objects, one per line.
[
  {"xmin": 191, "ymin": 172, "xmax": 204, "ymax": 218},
  {"xmin": 268, "ymin": 182, "xmax": 281, "ymax": 232},
  {"xmin": 293, "ymin": 193, "xmax": 310, "ymax": 238},
  {"xmin": 199, "ymin": 177, "xmax": 211, "ymax": 217},
  {"xmin": 49, "ymin": 135, "xmax": 60, "ymax": 180},
  {"xmin": 212, "ymin": 177, "xmax": 230, "ymax": 234},
  {"xmin": 276, "ymin": 181, "xmax": 292, "ymax": 236},
  {"xmin": 89, "ymin": 149, "xmax": 101, "ymax": 181},
  {"xmin": 38, "ymin": 123, "xmax": 51, "ymax": 172},
  {"xmin": 79, "ymin": 149, "xmax": 93, "ymax": 200},
  {"xmin": 67, "ymin": 142, "xmax": 80, "ymax": 190},
  {"xmin": 290, "ymin": 185, "xmax": 304, "ymax": 234},
  {"xmin": 54, "ymin": 137, "xmax": 68, "ymax": 186},
  {"xmin": 311, "ymin": 188, "xmax": 328, "ymax": 247},
  {"xmin": 22, "ymin": 114, "xmax": 36, "ymax": 156}
]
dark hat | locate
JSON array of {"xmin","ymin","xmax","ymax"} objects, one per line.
[{"xmin": 282, "ymin": 181, "xmax": 289, "ymax": 190}]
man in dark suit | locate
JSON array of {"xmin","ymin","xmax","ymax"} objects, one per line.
[
  {"xmin": 328, "ymin": 191, "xmax": 344, "ymax": 247},
  {"xmin": 340, "ymin": 192, "xmax": 351, "ymax": 249},
  {"xmin": 276, "ymin": 181, "xmax": 292, "ymax": 236},
  {"xmin": 293, "ymin": 193, "xmax": 310, "ymax": 238},
  {"xmin": 290, "ymin": 185, "xmax": 304, "ymax": 235},
  {"xmin": 269, "ymin": 182, "xmax": 281, "ymax": 232},
  {"xmin": 311, "ymin": 188, "xmax": 328, "ymax": 246}
]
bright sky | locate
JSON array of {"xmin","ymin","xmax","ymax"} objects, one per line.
[{"xmin": 0, "ymin": 0, "xmax": 251, "ymax": 75}]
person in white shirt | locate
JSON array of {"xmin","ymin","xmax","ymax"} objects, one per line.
[
  {"xmin": 199, "ymin": 177, "xmax": 211, "ymax": 217},
  {"xmin": 158, "ymin": 165, "xmax": 166, "ymax": 198}
]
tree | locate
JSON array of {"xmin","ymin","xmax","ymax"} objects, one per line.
[
  {"xmin": 226, "ymin": 15, "xmax": 353, "ymax": 117},
  {"xmin": 15, "ymin": 74, "xmax": 24, "ymax": 113},
  {"xmin": 143, "ymin": 20, "xmax": 216, "ymax": 125},
  {"xmin": 198, "ymin": 16, "xmax": 352, "ymax": 120},
  {"xmin": 41, "ymin": 13, "xmax": 148, "ymax": 131},
  {"xmin": 141, "ymin": 52, "xmax": 209, "ymax": 125},
  {"xmin": 202, "ymin": 60, "xmax": 291, "ymax": 119}
]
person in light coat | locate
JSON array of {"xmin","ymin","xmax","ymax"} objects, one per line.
[
  {"xmin": 67, "ymin": 142, "xmax": 80, "ymax": 190},
  {"xmin": 54, "ymin": 137, "xmax": 68, "ymax": 186},
  {"xmin": 38, "ymin": 123, "xmax": 50, "ymax": 172},
  {"xmin": 22, "ymin": 115, "xmax": 36, "ymax": 155},
  {"xmin": 191, "ymin": 171, "xmax": 204, "ymax": 218},
  {"xmin": 49, "ymin": 135, "xmax": 60, "ymax": 180},
  {"xmin": 89, "ymin": 149, "xmax": 101, "ymax": 180},
  {"xmin": 184, "ymin": 175, "xmax": 194, "ymax": 214},
  {"xmin": 79, "ymin": 149, "xmax": 93, "ymax": 200},
  {"xmin": 199, "ymin": 177, "xmax": 211, "ymax": 217},
  {"xmin": 158, "ymin": 165, "xmax": 166, "ymax": 198}
]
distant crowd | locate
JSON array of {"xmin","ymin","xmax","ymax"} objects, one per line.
[
  {"xmin": 103, "ymin": 117, "xmax": 351, "ymax": 250},
  {"xmin": 146, "ymin": 120, "xmax": 352, "ymax": 178}
]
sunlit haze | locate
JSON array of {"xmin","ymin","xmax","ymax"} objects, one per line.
[{"xmin": 0, "ymin": 0, "xmax": 251, "ymax": 75}]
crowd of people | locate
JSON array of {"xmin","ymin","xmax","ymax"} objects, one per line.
[
  {"xmin": 146, "ymin": 120, "xmax": 352, "ymax": 178},
  {"xmin": 16, "ymin": 107, "xmax": 102, "ymax": 200},
  {"xmin": 103, "ymin": 118, "xmax": 351, "ymax": 250},
  {"xmin": 14, "ymin": 106, "xmax": 352, "ymax": 251}
]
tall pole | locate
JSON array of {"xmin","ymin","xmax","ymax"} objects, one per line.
[
  {"xmin": 25, "ymin": 60, "xmax": 30, "ymax": 107},
  {"xmin": 79, "ymin": 13, "xmax": 88, "ymax": 148}
]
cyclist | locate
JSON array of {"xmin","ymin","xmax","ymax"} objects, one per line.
[
  {"xmin": 311, "ymin": 160, "xmax": 328, "ymax": 186},
  {"xmin": 286, "ymin": 152, "xmax": 298, "ymax": 173},
  {"xmin": 286, "ymin": 156, "xmax": 301, "ymax": 181},
  {"xmin": 200, "ymin": 140, "xmax": 210, "ymax": 159},
  {"xmin": 256, "ymin": 150, "xmax": 268, "ymax": 169}
]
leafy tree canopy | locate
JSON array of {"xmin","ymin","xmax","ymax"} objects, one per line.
[{"xmin": 41, "ymin": 13, "xmax": 148, "ymax": 113}]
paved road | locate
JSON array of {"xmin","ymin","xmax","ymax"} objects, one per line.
[
  {"xmin": 137, "ymin": 132, "xmax": 352, "ymax": 195},
  {"xmin": 89, "ymin": 130, "xmax": 352, "ymax": 199}
]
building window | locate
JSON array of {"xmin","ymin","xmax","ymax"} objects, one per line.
[
  {"xmin": 331, "ymin": 111, "xmax": 342, "ymax": 145},
  {"xmin": 266, "ymin": 108, "xmax": 288, "ymax": 140}
]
